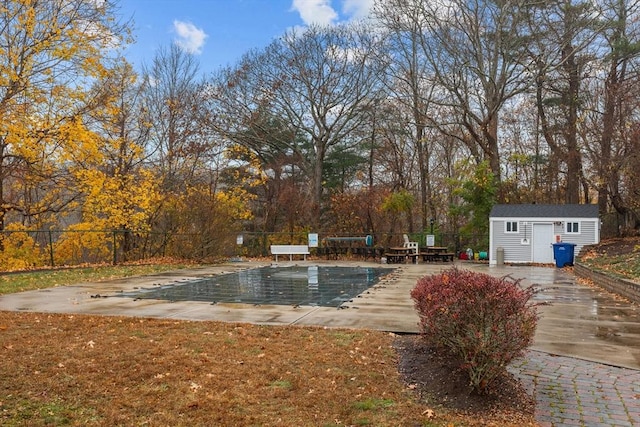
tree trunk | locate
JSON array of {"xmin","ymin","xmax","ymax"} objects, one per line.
[
  {"xmin": 562, "ymin": 4, "xmax": 582, "ymax": 204},
  {"xmin": 313, "ymin": 139, "xmax": 325, "ymax": 228}
]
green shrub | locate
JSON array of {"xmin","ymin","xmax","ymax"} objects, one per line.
[{"xmin": 411, "ymin": 267, "xmax": 539, "ymax": 392}]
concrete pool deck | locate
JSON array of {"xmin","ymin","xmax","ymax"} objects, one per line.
[
  {"xmin": 2, "ymin": 259, "xmax": 640, "ymax": 425},
  {"xmin": 1, "ymin": 259, "xmax": 639, "ymax": 370}
]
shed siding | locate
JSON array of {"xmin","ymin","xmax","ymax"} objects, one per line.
[
  {"xmin": 489, "ymin": 216, "xmax": 599, "ymax": 265},
  {"xmin": 491, "ymin": 220, "xmax": 533, "ymax": 263},
  {"xmin": 555, "ymin": 220, "xmax": 598, "ymax": 255}
]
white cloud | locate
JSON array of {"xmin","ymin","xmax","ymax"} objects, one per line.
[
  {"xmin": 291, "ymin": 0, "xmax": 338, "ymax": 26},
  {"xmin": 173, "ymin": 20, "xmax": 207, "ymax": 54},
  {"xmin": 290, "ymin": 1, "xmax": 374, "ymax": 27},
  {"xmin": 342, "ymin": 0, "xmax": 374, "ymax": 19}
]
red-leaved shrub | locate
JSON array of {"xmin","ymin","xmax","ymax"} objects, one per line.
[{"xmin": 411, "ymin": 267, "xmax": 539, "ymax": 392}]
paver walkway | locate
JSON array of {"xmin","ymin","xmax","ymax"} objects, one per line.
[{"xmin": 509, "ymin": 350, "xmax": 640, "ymax": 426}]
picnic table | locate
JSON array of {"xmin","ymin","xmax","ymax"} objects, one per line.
[
  {"xmin": 420, "ymin": 246, "xmax": 454, "ymax": 262},
  {"xmin": 384, "ymin": 247, "xmax": 418, "ymax": 264}
]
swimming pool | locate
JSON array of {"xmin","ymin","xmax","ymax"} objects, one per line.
[{"xmin": 116, "ymin": 265, "xmax": 392, "ymax": 307}]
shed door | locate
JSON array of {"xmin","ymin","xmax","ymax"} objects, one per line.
[{"xmin": 532, "ymin": 223, "xmax": 554, "ymax": 263}]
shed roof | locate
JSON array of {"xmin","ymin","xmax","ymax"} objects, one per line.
[{"xmin": 489, "ymin": 204, "xmax": 599, "ymax": 218}]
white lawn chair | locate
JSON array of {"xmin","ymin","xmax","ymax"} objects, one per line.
[{"xmin": 403, "ymin": 234, "xmax": 419, "ymax": 254}]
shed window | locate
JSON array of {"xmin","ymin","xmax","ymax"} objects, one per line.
[
  {"xmin": 566, "ymin": 222, "xmax": 579, "ymax": 233},
  {"xmin": 505, "ymin": 221, "xmax": 518, "ymax": 233}
]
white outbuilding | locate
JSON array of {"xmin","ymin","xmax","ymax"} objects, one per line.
[{"xmin": 488, "ymin": 204, "xmax": 600, "ymax": 265}]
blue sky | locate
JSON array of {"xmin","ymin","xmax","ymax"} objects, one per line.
[{"xmin": 118, "ymin": 0, "xmax": 374, "ymax": 75}]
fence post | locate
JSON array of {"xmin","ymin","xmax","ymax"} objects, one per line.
[
  {"xmin": 112, "ymin": 230, "xmax": 117, "ymax": 265},
  {"xmin": 48, "ymin": 230, "xmax": 55, "ymax": 267}
]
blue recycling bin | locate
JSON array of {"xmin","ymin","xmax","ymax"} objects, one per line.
[{"xmin": 552, "ymin": 242, "xmax": 576, "ymax": 268}]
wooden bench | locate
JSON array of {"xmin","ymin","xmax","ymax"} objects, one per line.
[{"xmin": 270, "ymin": 245, "xmax": 310, "ymax": 261}]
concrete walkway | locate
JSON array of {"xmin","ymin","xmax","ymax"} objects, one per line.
[
  {"xmin": 480, "ymin": 263, "xmax": 640, "ymax": 426},
  {"xmin": 1, "ymin": 260, "xmax": 639, "ymax": 426}
]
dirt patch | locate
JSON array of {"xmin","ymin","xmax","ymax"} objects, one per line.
[
  {"xmin": 581, "ymin": 237, "xmax": 640, "ymax": 258},
  {"xmin": 394, "ymin": 334, "xmax": 536, "ymax": 426}
]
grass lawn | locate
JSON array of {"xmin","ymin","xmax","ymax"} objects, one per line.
[
  {"xmin": 0, "ymin": 263, "xmax": 193, "ymax": 295},
  {"xmin": 579, "ymin": 237, "xmax": 640, "ymax": 280},
  {"xmin": 0, "ymin": 263, "xmax": 536, "ymax": 426}
]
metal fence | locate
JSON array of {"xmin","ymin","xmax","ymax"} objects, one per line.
[
  {"xmin": 0, "ymin": 229, "xmax": 239, "ymax": 268},
  {"xmin": 0, "ymin": 228, "xmax": 489, "ymax": 269},
  {"xmin": 237, "ymin": 231, "xmax": 488, "ymax": 259}
]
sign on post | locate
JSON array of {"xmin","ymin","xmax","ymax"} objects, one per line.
[{"xmin": 426, "ymin": 234, "xmax": 435, "ymax": 246}]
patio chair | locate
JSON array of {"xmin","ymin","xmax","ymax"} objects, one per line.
[{"xmin": 403, "ymin": 234, "xmax": 419, "ymax": 254}]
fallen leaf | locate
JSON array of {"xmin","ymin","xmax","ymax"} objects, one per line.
[{"xmin": 422, "ymin": 408, "xmax": 435, "ymax": 418}]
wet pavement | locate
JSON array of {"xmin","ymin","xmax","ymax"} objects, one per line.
[
  {"xmin": 474, "ymin": 263, "xmax": 640, "ymax": 426},
  {"xmin": 508, "ymin": 351, "xmax": 640, "ymax": 426},
  {"xmin": 1, "ymin": 260, "xmax": 640, "ymax": 426}
]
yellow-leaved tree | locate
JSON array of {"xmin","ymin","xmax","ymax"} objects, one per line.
[
  {"xmin": 0, "ymin": 223, "xmax": 45, "ymax": 270},
  {"xmin": 54, "ymin": 60, "xmax": 162, "ymax": 264},
  {"xmin": 0, "ymin": 0, "xmax": 131, "ymax": 244}
]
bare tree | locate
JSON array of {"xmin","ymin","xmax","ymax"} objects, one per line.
[
  {"xmin": 142, "ymin": 44, "xmax": 209, "ymax": 193},
  {"xmin": 581, "ymin": 0, "xmax": 640, "ymax": 230},
  {"xmin": 411, "ymin": 0, "xmax": 535, "ymax": 184},
  {"xmin": 374, "ymin": 0, "xmax": 440, "ymax": 230},
  {"xmin": 208, "ymin": 22, "xmax": 387, "ymax": 228},
  {"xmin": 527, "ymin": 0, "xmax": 604, "ymax": 204},
  {"xmin": 499, "ymin": 97, "xmax": 554, "ymax": 202}
]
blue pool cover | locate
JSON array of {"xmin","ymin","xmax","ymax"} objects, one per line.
[{"xmin": 115, "ymin": 265, "xmax": 392, "ymax": 308}]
